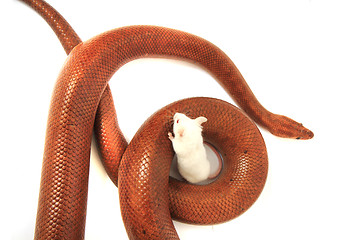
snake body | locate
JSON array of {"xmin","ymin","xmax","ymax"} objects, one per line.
[{"xmin": 20, "ymin": 0, "xmax": 313, "ymax": 239}]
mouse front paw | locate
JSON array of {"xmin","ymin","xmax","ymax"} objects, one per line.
[{"xmin": 168, "ymin": 132, "xmax": 174, "ymax": 140}]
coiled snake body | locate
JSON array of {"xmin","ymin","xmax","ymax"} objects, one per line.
[{"xmin": 20, "ymin": 0, "xmax": 313, "ymax": 239}]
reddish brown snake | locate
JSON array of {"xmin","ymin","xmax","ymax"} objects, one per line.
[{"xmin": 19, "ymin": 0, "xmax": 313, "ymax": 239}]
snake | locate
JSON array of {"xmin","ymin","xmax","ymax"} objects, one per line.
[{"xmin": 19, "ymin": 0, "xmax": 314, "ymax": 239}]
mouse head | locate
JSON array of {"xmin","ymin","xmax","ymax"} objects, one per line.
[{"xmin": 173, "ymin": 113, "xmax": 207, "ymax": 138}]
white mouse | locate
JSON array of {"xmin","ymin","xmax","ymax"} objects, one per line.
[{"xmin": 168, "ymin": 113, "xmax": 210, "ymax": 184}]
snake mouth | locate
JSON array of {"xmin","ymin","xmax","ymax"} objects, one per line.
[{"xmin": 297, "ymin": 127, "xmax": 314, "ymax": 140}]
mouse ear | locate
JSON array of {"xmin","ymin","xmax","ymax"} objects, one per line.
[{"xmin": 195, "ymin": 116, "xmax": 207, "ymax": 126}]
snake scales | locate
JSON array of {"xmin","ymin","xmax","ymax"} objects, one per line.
[{"xmin": 20, "ymin": 0, "xmax": 313, "ymax": 239}]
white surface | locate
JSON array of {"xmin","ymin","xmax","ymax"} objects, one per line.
[{"xmin": 1, "ymin": 0, "xmax": 360, "ymax": 239}]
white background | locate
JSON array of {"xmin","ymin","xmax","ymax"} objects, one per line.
[{"xmin": 1, "ymin": 0, "xmax": 360, "ymax": 239}]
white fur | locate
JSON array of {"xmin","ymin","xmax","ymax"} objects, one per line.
[{"xmin": 168, "ymin": 113, "xmax": 210, "ymax": 183}]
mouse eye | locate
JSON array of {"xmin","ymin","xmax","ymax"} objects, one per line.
[{"xmin": 176, "ymin": 119, "xmax": 180, "ymax": 124}]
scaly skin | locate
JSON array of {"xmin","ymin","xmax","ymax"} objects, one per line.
[{"xmin": 19, "ymin": 0, "xmax": 313, "ymax": 239}]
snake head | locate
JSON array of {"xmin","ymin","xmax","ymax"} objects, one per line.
[{"xmin": 268, "ymin": 114, "xmax": 314, "ymax": 140}]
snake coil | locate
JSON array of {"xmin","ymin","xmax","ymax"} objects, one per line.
[{"xmin": 20, "ymin": 0, "xmax": 313, "ymax": 239}]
